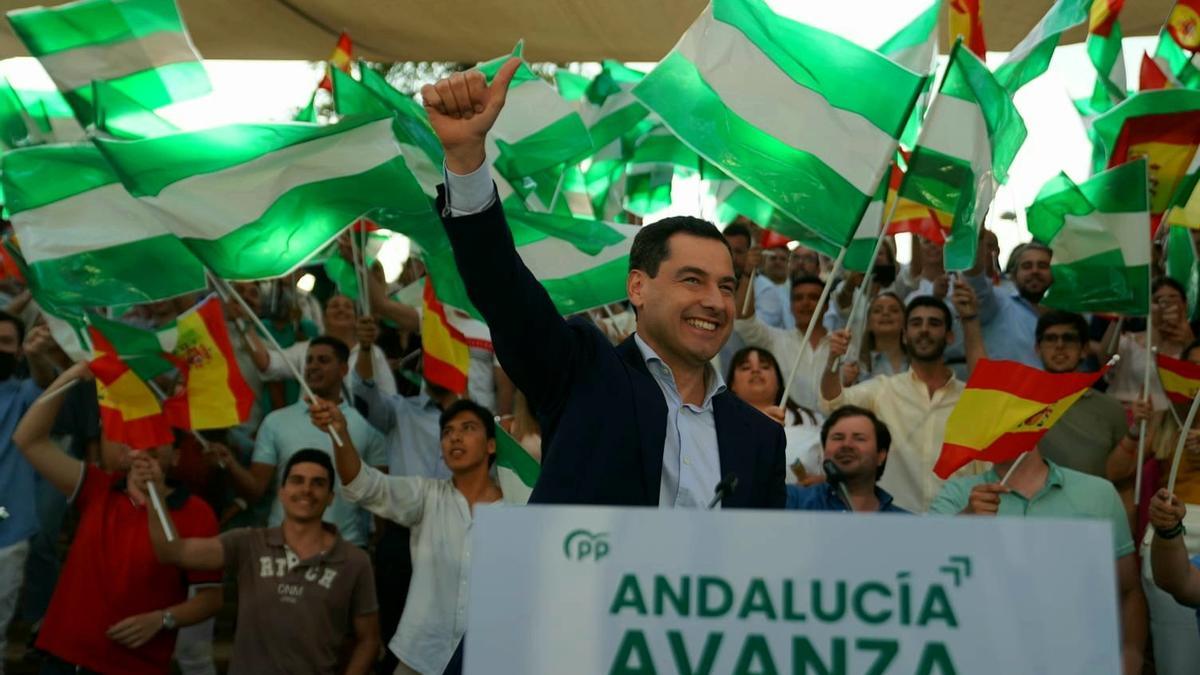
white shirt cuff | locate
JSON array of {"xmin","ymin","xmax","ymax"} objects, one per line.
[{"xmin": 444, "ymin": 161, "xmax": 497, "ymax": 217}]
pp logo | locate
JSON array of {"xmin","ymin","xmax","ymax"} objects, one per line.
[{"xmin": 563, "ymin": 529, "xmax": 610, "ymax": 562}]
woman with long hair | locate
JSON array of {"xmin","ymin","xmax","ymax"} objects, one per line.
[
  {"xmin": 726, "ymin": 346, "xmax": 824, "ymax": 485},
  {"xmin": 840, "ymin": 291, "xmax": 907, "ymax": 386}
]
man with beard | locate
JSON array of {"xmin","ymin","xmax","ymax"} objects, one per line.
[
  {"xmin": 785, "ymin": 405, "xmax": 907, "ymax": 513},
  {"xmin": 818, "ymin": 282, "xmax": 988, "ymax": 513},
  {"xmin": 965, "ymin": 241, "xmax": 1052, "ymax": 368},
  {"xmin": 419, "ymin": 58, "xmax": 784, "ymax": 508}
]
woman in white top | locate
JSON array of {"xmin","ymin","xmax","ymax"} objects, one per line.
[{"xmin": 725, "ymin": 346, "xmax": 824, "ymax": 486}]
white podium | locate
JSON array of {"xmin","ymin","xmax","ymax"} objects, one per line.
[{"xmin": 464, "ymin": 506, "xmax": 1120, "ymax": 675}]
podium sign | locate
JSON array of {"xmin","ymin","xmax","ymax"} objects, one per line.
[{"xmin": 464, "ymin": 506, "xmax": 1120, "ymax": 675}]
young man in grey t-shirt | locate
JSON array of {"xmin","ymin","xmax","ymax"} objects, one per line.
[{"xmin": 135, "ymin": 448, "xmax": 380, "ymax": 675}]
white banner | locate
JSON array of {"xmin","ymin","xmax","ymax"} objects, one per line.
[{"xmin": 465, "ymin": 507, "xmax": 1119, "ymax": 675}]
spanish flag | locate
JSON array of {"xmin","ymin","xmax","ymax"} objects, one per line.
[
  {"xmin": 884, "ymin": 152, "xmax": 952, "ymax": 244},
  {"xmin": 89, "ymin": 330, "xmax": 173, "ymax": 450},
  {"xmin": 161, "ymin": 296, "xmax": 255, "ymax": 430},
  {"xmin": 934, "ymin": 359, "xmax": 1110, "ymax": 478},
  {"xmin": 1157, "ymin": 352, "xmax": 1200, "ymax": 404},
  {"xmin": 1168, "ymin": 0, "xmax": 1200, "ymax": 51},
  {"xmin": 947, "ymin": 0, "xmax": 986, "ymax": 58},
  {"xmin": 317, "ymin": 32, "xmax": 353, "ymax": 92},
  {"xmin": 422, "ymin": 277, "xmax": 470, "ymax": 395},
  {"xmin": 1107, "ymin": 108, "xmax": 1200, "ymax": 231}
]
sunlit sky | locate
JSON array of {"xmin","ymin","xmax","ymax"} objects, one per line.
[{"xmin": 0, "ymin": 0, "xmax": 1165, "ymax": 269}]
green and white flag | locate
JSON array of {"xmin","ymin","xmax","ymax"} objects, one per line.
[
  {"xmin": 899, "ymin": 40, "xmax": 1027, "ymax": 271},
  {"xmin": 7, "ymin": 0, "xmax": 211, "ymax": 123},
  {"xmin": 0, "ymin": 79, "xmax": 83, "ymax": 149},
  {"xmin": 624, "ymin": 124, "xmax": 698, "ymax": 217},
  {"xmin": 632, "ymin": 0, "xmax": 923, "ymax": 250},
  {"xmin": 94, "ymin": 114, "xmax": 433, "ymax": 280},
  {"xmin": 1027, "ymin": 159, "xmax": 1150, "ymax": 316},
  {"xmin": 1, "ymin": 143, "xmax": 206, "ymax": 306},
  {"xmin": 375, "ymin": 205, "xmax": 636, "ymax": 321},
  {"xmin": 878, "ymin": 0, "xmax": 938, "ymax": 148},
  {"xmin": 496, "ymin": 427, "xmax": 540, "ymax": 504},
  {"xmin": 92, "ymin": 79, "xmax": 179, "ymax": 139},
  {"xmin": 476, "ymin": 43, "xmax": 593, "ymax": 192},
  {"xmin": 1167, "ymin": 224, "xmax": 1200, "ymax": 321},
  {"xmin": 993, "ymin": 0, "xmax": 1090, "ymax": 95},
  {"xmin": 578, "ymin": 60, "xmax": 649, "ymax": 153},
  {"xmin": 332, "ymin": 66, "xmax": 443, "ymax": 198}
]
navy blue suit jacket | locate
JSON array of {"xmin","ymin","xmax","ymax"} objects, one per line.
[{"xmin": 440, "ymin": 192, "xmax": 786, "ymax": 508}]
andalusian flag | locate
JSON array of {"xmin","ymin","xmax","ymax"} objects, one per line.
[
  {"xmin": 885, "ymin": 152, "xmax": 952, "ymax": 244},
  {"xmin": 317, "ymin": 32, "xmax": 352, "ymax": 92},
  {"xmin": 89, "ymin": 328, "xmax": 173, "ymax": 449},
  {"xmin": 94, "ymin": 113, "xmax": 431, "ymax": 280},
  {"xmin": 476, "ymin": 43, "xmax": 593, "ymax": 200},
  {"xmin": 934, "ymin": 359, "xmax": 1111, "ymax": 478},
  {"xmin": 422, "ymin": 278, "xmax": 470, "ymax": 395},
  {"xmin": 994, "ymin": 0, "xmax": 1090, "ymax": 95},
  {"xmin": 1157, "ymin": 352, "xmax": 1200, "ymax": 404},
  {"xmin": 0, "ymin": 84, "xmax": 83, "ymax": 144},
  {"xmin": 947, "ymin": 0, "xmax": 986, "ymax": 58},
  {"xmin": 92, "ymin": 79, "xmax": 179, "ymax": 140},
  {"xmin": 7, "ymin": 0, "xmax": 210, "ymax": 123},
  {"xmin": 1166, "ymin": 225, "xmax": 1200, "ymax": 319},
  {"xmin": 881, "ymin": 1, "xmax": 939, "ymax": 149},
  {"xmin": 899, "ymin": 40, "xmax": 1027, "ymax": 271},
  {"xmin": 578, "ymin": 61, "xmax": 649, "ymax": 153},
  {"xmin": 1, "ymin": 143, "xmax": 206, "ymax": 307},
  {"xmin": 1092, "ymin": 89, "xmax": 1200, "ymax": 232},
  {"xmin": 374, "ymin": 205, "xmax": 637, "ymax": 321},
  {"xmin": 624, "ymin": 126, "xmax": 697, "ymax": 217},
  {"xmin": 159, "ymin": 295, "xmax": 254, "ymax": 430},
  {"xmin": 555, "ymin": 70, "xmax": 590, "ymax": 102},
  {"xmin": 632, "ymin": 0, "xmax": 923, "ymax": 251},
  {"xmin": 332, "ymin": 65, "xmax": 444, "ymax": 198},
  {"xmin": 495, "ymin": 428, "xmax": 540, "ymax": 504},
  {"xmin": 1026, "ymin": 159, "xmax": 1151, "ymax": 315},
  {"xmin": 1084, "ymin": 0, "xmax": 1127, "ymax": 113}
]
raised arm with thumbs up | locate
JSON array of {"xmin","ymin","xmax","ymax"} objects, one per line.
[{"xmin": 421, "ymin": 57, "xmax": 520, "ymax": 175}]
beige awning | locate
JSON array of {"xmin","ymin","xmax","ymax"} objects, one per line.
[{"xmin": 0, "ymin": 0, "xmax": 1178, "ymax": 63}]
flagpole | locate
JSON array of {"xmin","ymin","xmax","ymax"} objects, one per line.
[
  {"xmin": 1167, "ymin": 385, "xmax": 1200, "ymax": 496},
  {"xmin": 547, "ymin": 170, "xmax": 568, "ymax": 214},
  {"xmin": 359, "ymin": 225, "xmax": 372, "ymax": 318},
  {"xmin": 348, "ymin": 226, "xmax": 368, "ymax": 317},
  {"xmin": 1134, "ymin": 283, "xmax": 1154, "ymax": 509},
  {"xmin": 741, "ymin": 269, "xmax": 757, "ymax": 317},
  {"xmin": 781, "ymin": 247, "xmax": 847, "ymax": 407},
  {"xmin": 1000, "ymin": 450, "xmax": 1031, "ymax": 486},
  {"xmin": 32, "ymin": 376, "xmax": 80, "ymax": 407},
  {"xmin": 208, "ymin": 271, "xmax": 344, "ymax": 447}
]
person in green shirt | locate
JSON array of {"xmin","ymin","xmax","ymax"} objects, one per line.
[{"xmin": 930, "ymin": 447, "xmax": 1147, "ymax": 674}]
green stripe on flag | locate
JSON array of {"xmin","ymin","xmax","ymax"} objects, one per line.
[
  {"xmin": 993, "ymin": 0, "xmax": 1090, "ymax": 94},
  {"xmin": 7, "ymin": 0, "xmax": 185, "ymax": 55},
  {"xmin": 1027, "ymin": 159, "xmax": 1150, "ymax": 315},
  {"xmin": 496, "ymin": 427, "xmax": 539, "ymax": 503}
]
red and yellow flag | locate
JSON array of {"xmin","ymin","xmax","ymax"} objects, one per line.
[
  {"xmin": 422, "ymin": 278, "xmax": 470, "ymax": 394},
  {"xmin": 1090, "ymin": 0, "xmax": 1124, "ymax": 37},
  {"xmin": 947, "ymin": 0, "xmax": 986, "ymax": 58},
  {"xmin": 1168, "ymin": 0, "xmax": 1200, "ymax": 50},
  {"xmin": 759, "ymin": 230, "xmax": 791, "ymax": 249},
  {"xmin": 884, "ymin": 152, "xmax": 952, "ymax": 244},
  {"xmin": 1157, "ymin": 352, "xmax": 1200, "ymax": 404},
  {"xmin": 162, "ymin": 296, "xmax": 255, "ymax": 430},
  {"xmin": 317, "ymin": 32, "xmax": 353, "ymax": 92},
  {"xmin": 1108, "ymin": 109, "xmax": 1200, "ymax": 231},
  {"xmin": 1141, "ymin": 52, "xmax": 1173, "ymax": 91},
  {"xmin": 934, "ymin": 359, "xmax": 1110, "ymax": 478},
  {"xmin": 89, "ymin": 331, "xmax": 173, "ymax": 450}
]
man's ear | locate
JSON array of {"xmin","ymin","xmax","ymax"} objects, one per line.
[{"xmin": 627, "ymin": 270, "xmax": 649, "ymax": 313}]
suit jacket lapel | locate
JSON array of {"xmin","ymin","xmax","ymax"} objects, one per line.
[
  {"xmin": 616, "ymin": 336, "xmax": 667, "ymax": 505},
  {"xmin": 713, "ymin": 392, "xmax": 755, "ymax": 508}
]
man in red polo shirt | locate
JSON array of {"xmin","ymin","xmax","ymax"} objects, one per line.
[{"xmin": 13, "ymin": 361, "xmax": 223, "ymax": 675}]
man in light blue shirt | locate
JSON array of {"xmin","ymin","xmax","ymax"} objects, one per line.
[
  {"xmin": 964, "ymin": 242, "xmax": 1051, "ymax": 368},
  {"xmin": 754, "ymin": 248, "xmax": 794, "ymax": 330},
  {"xmin": 232, "ymin": 336, "xmax": 387, "ymax": 546}
]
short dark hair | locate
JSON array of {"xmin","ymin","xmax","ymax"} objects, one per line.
[
  {"xmin": 440, "ymin": 399, "xmax": 497, "ymax": 466},
  {"xmin": 309, "ymin": 335, "xmax": 350, "ymax": 363},
  {"xmin": 790, "ymin": 274, "xmax": 825, "ymax": 296},
  {"xmin": 1036, "ymin": 310, "xmax": 1088, "ymax": 345},
  {"xmin": 282, "ymin": 448, "xmax": 335, "ymax": 483},
  {"xmin": 629, "ymin": 216, "xmax": 731, "ymax": 278},
  {"xmin": 440, "ymin": 399, "xmax": 496, "ymax": 439},
  {"xmin": 904, "ymin": 296, "xmax": 952, "ymax": 328},
  {"xmin": 0, "ymin": 310, "xmax": 25, "ymax": 345},
  {"xmin": 820, "ymin": 405, "xmax": 891, "ymax": 479},
  {"xmin": 722, "ymin": 222, "xmax": 752, "ymax": 245},
  {"xmin": 1154, "ymin": 276, "xmax": 1188, "ymax": 301}
]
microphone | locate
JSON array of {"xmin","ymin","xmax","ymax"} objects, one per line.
[
  {"xmin": 822, "ymin": 459, "xmax": 855, "ymax": 513},
  {"xmin": 707, "ymin": 474, "xmax": 739, "ymax": 509}
]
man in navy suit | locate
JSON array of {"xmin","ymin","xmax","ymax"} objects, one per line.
[{"xmin": 420, "ymin": 58, "xmax": 785, "ymax": 509}]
